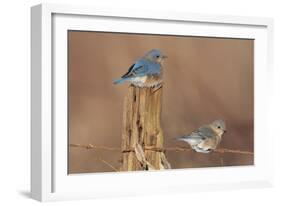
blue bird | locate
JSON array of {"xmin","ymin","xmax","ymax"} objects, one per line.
[{"xmin": 113, "ymin": 49, "xmax": 167, "ymax": 88}]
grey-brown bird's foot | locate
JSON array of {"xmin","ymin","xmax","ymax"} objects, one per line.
[{"xmin": 194, "ymin": 146, "xmax": 212, "ymax": 153}]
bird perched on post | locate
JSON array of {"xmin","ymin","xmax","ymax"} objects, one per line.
[
  {"xmin": 113, "ymin": 49, "xmax": 167, "ymax": 88},
  {"xmin": 176, "ymin": 120, "xmax": 226, "ymax": 153}
]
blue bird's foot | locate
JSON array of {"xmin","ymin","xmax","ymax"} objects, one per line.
[{"xmin": 152, "ymin": 83, "xmax": 163, "ymax": 93}]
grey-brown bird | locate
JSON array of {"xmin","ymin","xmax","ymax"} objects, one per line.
[{"xmin": 176, "ymin": 120, "xmax": 226, "ymax": 153}]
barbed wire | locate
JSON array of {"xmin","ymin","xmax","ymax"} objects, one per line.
[{"xmin": 69, "ymin": 143, "xmax": 253, "ymax": 155}]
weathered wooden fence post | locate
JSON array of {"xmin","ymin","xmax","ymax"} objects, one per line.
[{"xmin": 121, "ymin": 85, "xmax": 171, "ymax": 171}]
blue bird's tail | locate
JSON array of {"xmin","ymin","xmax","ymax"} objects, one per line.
[{"xmin": 113, "ymin": 77, "xmax": 127, "ymax": 85}]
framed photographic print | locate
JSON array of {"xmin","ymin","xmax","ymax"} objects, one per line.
[{"xmin": 31, "ymin": 3, "xmax": 274, "ymax": 201}]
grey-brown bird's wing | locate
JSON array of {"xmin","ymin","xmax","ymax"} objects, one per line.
[
  {"xmin": 177, "ymin": 125, "xmax": 216, "ymax": 145},
  {"xmin": 185, "ymin": 126, "xmax": 215, "ymax": 140},
  {"xmin": 197, "ymin": 126, "xmax": 217, "ymax": 139},
  {"xmin": 197, "ymin": 126, "xmax": 219, "ymax": 150}
]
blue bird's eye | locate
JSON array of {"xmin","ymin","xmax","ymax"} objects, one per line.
[{"xmin": 156, "ymin": 55, "xmax": 160, "ymax": 58}]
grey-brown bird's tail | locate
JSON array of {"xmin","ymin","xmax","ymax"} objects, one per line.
[{"xmin": 175, "ymin": 136, "xmax": 187, "ymax": 141}]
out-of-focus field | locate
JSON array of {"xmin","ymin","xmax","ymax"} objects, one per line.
[{"xmin": 68, "ymin": 31, "xmax": 254, "ymax": 173}]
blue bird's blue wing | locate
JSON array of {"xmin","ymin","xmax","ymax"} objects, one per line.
[
  {"xmin": 122, "ymin": 59, "xmax": 149, "ymax": 78},
  {"xmin": 121, "ymin": 63, "xmax": 136, "ymax": 78},
  {"xmin": 114, "ymin": 58, "xmax": 161, "ymax": 84},
  {"xmin": 113, "ymin": 64, "xmax": 136, "ymax": 84},
  {"xmin": 131, "ymin": 65, "xmax": 148, "ymax": 76}
]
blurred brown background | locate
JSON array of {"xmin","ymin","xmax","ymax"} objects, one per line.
[{"xmin": 68, "ymin": 31, "xmax": 254, "ymax": 174}]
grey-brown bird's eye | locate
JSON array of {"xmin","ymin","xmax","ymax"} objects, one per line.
[{"xmin": 218, "ymin": 126, "xmax": 221, "ymax": 129}]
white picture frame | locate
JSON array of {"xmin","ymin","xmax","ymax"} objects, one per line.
[{"xmin": 31, "ymin": 3, "xmax": 274, "ymax": 202}]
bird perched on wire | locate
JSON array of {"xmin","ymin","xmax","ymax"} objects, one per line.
[
  {"xmin": 176, "ymin": 120, "xmax": 226, "ymax": 153},
  {"xmin": 113, "ymin": 49, "xmax": 167, "ymax": 88}
]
